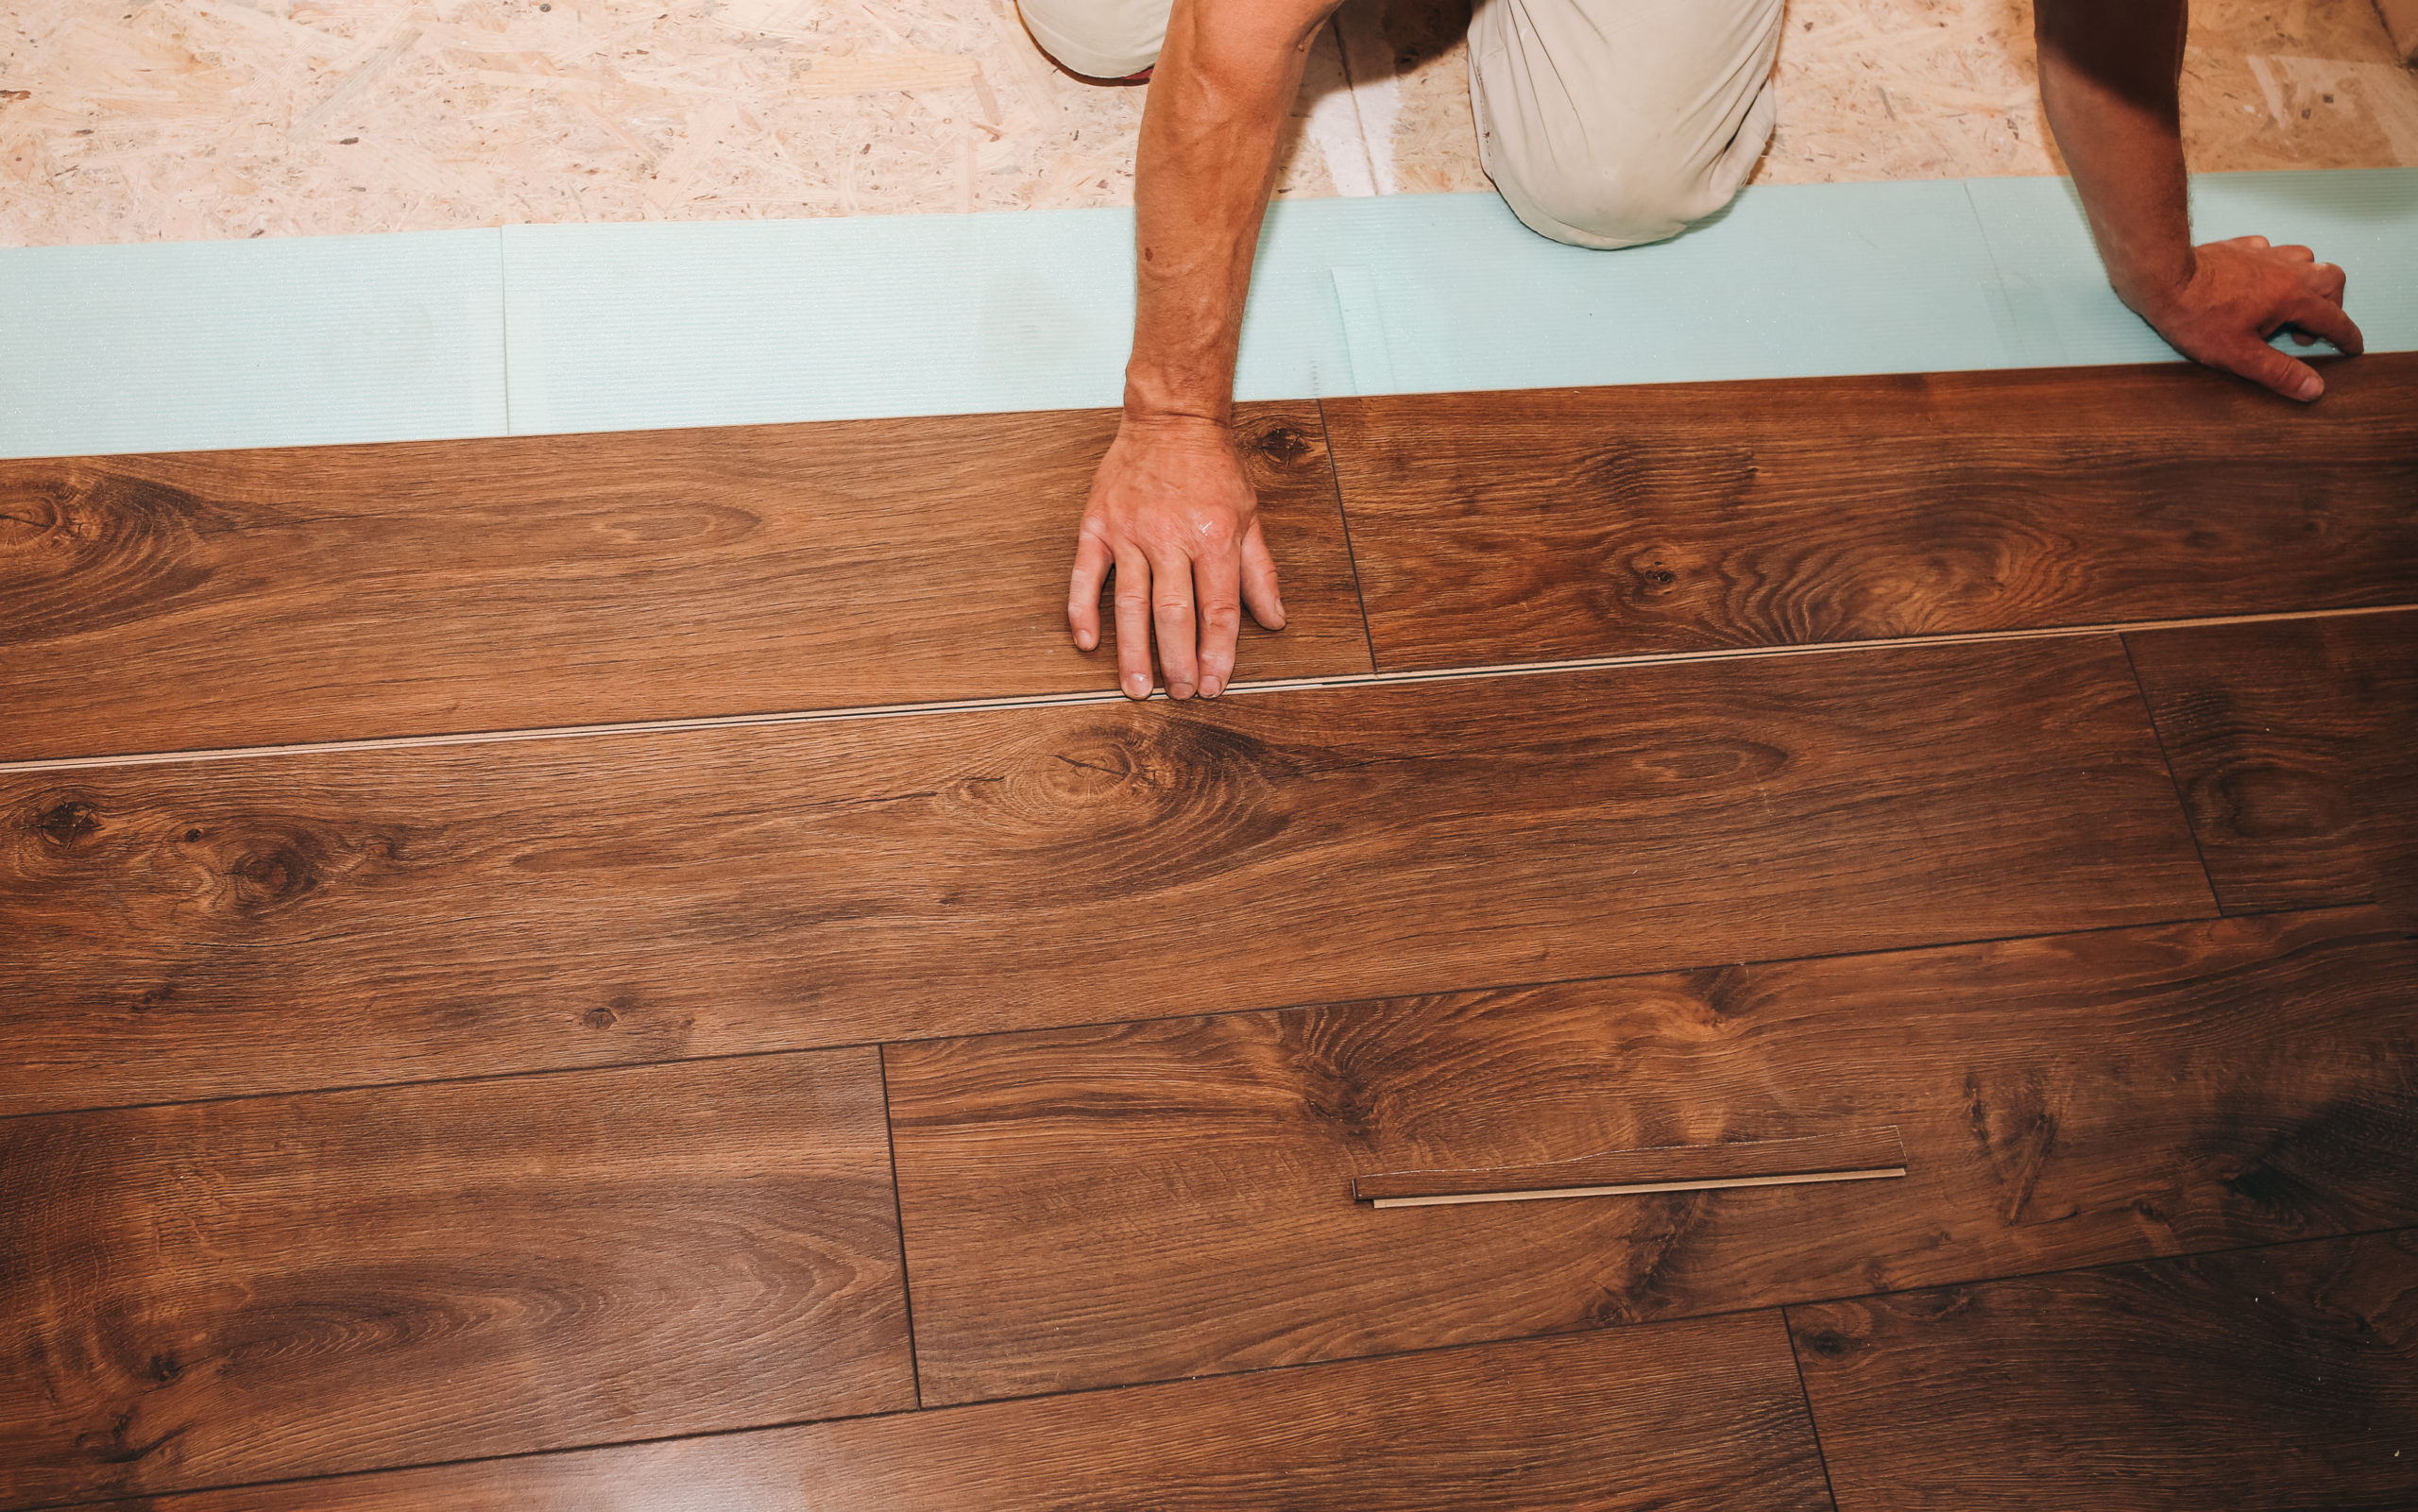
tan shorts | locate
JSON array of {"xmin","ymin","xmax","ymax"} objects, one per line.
[{"xmin": 1018, "ymin": 0, "xmax": 1783, "ymax": 248}]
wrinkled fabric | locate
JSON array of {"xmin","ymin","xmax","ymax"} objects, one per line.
[
  {"xmin": 1471, "ymin": 0, "xmax": 1781, "ymax": 247},
  {"xmin": 1020, "ymin": 0, "xmax": 1781, "ymax": 247}
]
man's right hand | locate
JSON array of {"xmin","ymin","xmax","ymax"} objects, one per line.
[
  {"xmin": 1068, "ymin": 413, "xmax": 1286, "ymax": 702},
  {"xmin": 2129, "ymin": 236, "xmax": 2365, "ymax": 403}
]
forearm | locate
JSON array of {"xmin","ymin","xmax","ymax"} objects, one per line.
[
  {"xmin": 1125, "ymin": 0, "xmax": 1335, "ymax": 424},
  {"xmin": 2033, "ymin": 0, "xmax": 2192, "ymax": 316}
]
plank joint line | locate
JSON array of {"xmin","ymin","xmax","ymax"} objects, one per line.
[{"xmin": 7, "ymin": 603, "xmax": 2410, "ymax": 776}]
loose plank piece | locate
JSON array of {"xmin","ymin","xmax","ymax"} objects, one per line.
[
  {"xmin": 77, "ymin": 1316, "xmax": 1832, "ymax": 1512},
  {"xmin": 0, "ymin": 1052, "xmax": 911, "ymax": 1505},
  {"xmin": 884, "ymin": 909, "xmax": 2418, "ymax": 1402},
  {"xmin": 2, "ymin": 637, "xmax": 2211, "ymax": 1114},
  {"xmin": 1324, "ymin": 354, "xmax": 2418, "ymax": 670},
  {"xmin": 0, "ymin": 403, "xmax": 1369, "ymax": 762},
  {"xmin": 1791, "ymin": 1230, "xmax": 2418, "ymax": 1511}
]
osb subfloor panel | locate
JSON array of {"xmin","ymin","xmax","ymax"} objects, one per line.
[
  {"xmin": 1, "ymin": 0, "xmax": 2412, "ymax": 246},
  {"xmin": 3, "ymin": 359, "xmax": 2415, "ymax": 1505}
]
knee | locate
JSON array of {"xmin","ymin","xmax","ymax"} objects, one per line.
[
  {"xmin": 1016, "ymin": 0, "xmax": 1163, "ymax": 81},
  {"xmin": 1476, "ymin": 67, "xmax": 1779, "ymax": 250},
  {"xmin": 1499, "ymin": 161, "xmax": 1737, "ymax": 250}
]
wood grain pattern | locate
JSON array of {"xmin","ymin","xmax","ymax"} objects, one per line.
[
  {"xmin": 0, "ymin": 1052, "xmax": 911, "ymax": 1505},
  {"xmin": 0, "ymin": 403, "xmax": 1369, "ymax": 762},
  {"xmin": 1, "ymin": 637, "xmax": 2212, "ymax": 1116},
  {"xmin": 80, "ymin": 1315, "xmax": 1831, "ymax": 1512},
  {"xmin": 1322, "ymin": 355, "xmax": 2418, "ymax": 671},
  {"xmin": 2125, "ymin": 610, "xmax": 2418, "ymax": 914},
  {"xmin": 1790, "ymin": 1229, "xmax": 2418, "ymax": 1511},
  {"xmin": 1353, "ymin": 1126, "xmax": 1908, "ymax": 1203},
  {"xmin": 883, "ymin": 909, "xmax": 2418, "ymax": 1403}
]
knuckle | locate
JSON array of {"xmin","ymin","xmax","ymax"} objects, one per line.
[{"xmin": 1153, "ymin": 600, "xmax": 1194, "ymax": 622}]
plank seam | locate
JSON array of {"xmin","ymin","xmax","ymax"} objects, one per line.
[
  {"xmin": 9, "ymin": 603, "xmax": 2413, "ymax": 775},
  {"xmin": 1779, "ymin": 1304, "xmax": 1848, "ymax": 1512},
  {"xmin": 4, "ymin": 902, "xmax": 2382, "ymax": 1125},
  {"xmin": 2118, "ymin": 631, "xmax": 2240, "ymax": 920},
  {"xmin": 1313, "ymin": 394, "xmax": 1384, "ymax": 676},
  {"xmin": 876, "ymin": 1045, "xmax": 927, "ymax": 1411}
]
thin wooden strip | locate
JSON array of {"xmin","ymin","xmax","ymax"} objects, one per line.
[
  {"xmin": 1324, "ymin": 354, "xmax": 2418, "ymax": 671},
  {"xmin": 1369, "ymin": 1165, "xmax": 1908, "ymax": 1209},
  {"xmin": 1355, "ymin": 1126, "xmax": 1908, "ymax": 1203},
  {"xmin": 0, "ymin": 404, "xmax": 1368, "ymax": 762},
  {"xmin": 0, "ymin": 637, "xmax": 2213, "ymax": 1117}
]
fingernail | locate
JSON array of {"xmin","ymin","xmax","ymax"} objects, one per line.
[
  {"xmin": 1124, "ymin": 673, "xmax": 1149, "ymax": 698},
  {"xmin": 1169, "ymin": 682, "xmax": 1196, "ymax": 700},
  {"xmin": 2295, "ymin": 374, "xmax": 2324, "ymax": 401},
  {"xmin": 1200, "ymin": 675, "xmax": 1222, "ymax": 698}
]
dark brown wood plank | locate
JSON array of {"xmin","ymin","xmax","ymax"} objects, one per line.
[
  {"xmin": 81, "ymin": 1315, "xmax": 1831, "ymax": 1512},
  {"xmin": 0, "ymin": 403, "xmax": 1369, "ymax": 762},
  {"xmin": 0, "ymin": 1053, "xmax": 911, "ymax": 1505},
  {"xmin": 1353, "ymin": 1125, "xmax": 1908, "ymax": 1203},
  {"xmin": 2125, "ymin": 609, "xmax": 2418, "ymax": 914},
  {"xmin": 1, "ymin": 637, "xmax": 2211, "ymax": 1116},
  {"xmin": 1790, "ymin": 1230, "xmax": 2418, "ymax": 1511},
  {"xmin": 1322, "ymin": 355, "xmax": 2418, "ymax": 671},
  {"xmin": 882, "ymin": 908, "xmax": 2418, "ymax": 1404}
]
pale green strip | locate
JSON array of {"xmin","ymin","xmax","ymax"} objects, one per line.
[
  {"xmin": 1, "ymin": 229, "xmax": 505, "ymax": 460},
  {"xmin": 3, "ymin": 169, "xmax": 2409, "ymax": 462}
]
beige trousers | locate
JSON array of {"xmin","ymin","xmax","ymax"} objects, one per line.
[{"xmin": 1018, "ymin": 0, "xmax": 1783, "ymax": 248}]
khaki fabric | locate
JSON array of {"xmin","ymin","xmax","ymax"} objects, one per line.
[
  {"xmin": 1020, "ymin": 0, "xmax": 1166, "ymax": 80},
  {"xmin": 1018, "ymin": 0, "xmax": 1781, "ymax": 247},
  {"xmin": 1471, "ymin": 0, "xmax": 1781, "ymax": 247}
]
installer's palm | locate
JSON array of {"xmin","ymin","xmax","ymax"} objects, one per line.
[
  {"xmin": 2137, "ymin": 235, "xmax": 2365, "ymax": 401},
  {"xmin": 1068, "ymin": 415, "xmax": 1286, "ymax": 701}
]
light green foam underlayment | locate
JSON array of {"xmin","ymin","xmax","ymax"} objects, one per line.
[{"xmin": 3, "ymin": 168, "xmax": 2411, "ymax": 460}]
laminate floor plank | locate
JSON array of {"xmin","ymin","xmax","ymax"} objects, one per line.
[
  {"xmin": 0, "ymin": 1053, "xmax": 911, "ymax": 1507},
  {"xmin": 77, "ymin": 1315, "xmax": 1833, "ymax": 1512},
  {"xmin": 882, "ymin": 908, "xmax": 2418, "ymax": 1403},
  {"xmin": 0, "ymin": 404, "xmax": 1368, "ymax": 763},
  {"xmin": 2, "ymin": 637, "xmax": 2212, "ymax": 1116},
  {"xmin": 1789, "ymin": 1229, "xmax": 2418, "ymax": 1511},
  {"xmin": 2125, "ymin": 609, "xmax": 2418, "ymax": 914},
  {"xmin": 1322, "ymin": 355, "xmax": 2418, "ymax": 671}
]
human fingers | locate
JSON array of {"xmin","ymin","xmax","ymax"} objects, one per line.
[
  {"xmin": 1194, "ymin": 543, "xmax": 1244, "ymax": 698},
  {"xmin": 1239, "ymin": 517, "xmax": 1286, "ymax": 631},
  {"xmin": 2272, "ymin": 242, "xmax": 2317, "ymax": 264},
  {"xmin": 1151, "ymin": 550, "xmax": 1200, "ymax": 700},
  {"xmin": 2214, "ymin": 331, "xmax": 2326, "ymax": 402},
  {"xmin": 2281, "ymin": 289, "xmax": 2365, "ymax": 357},
  {"xmin": 1113, "ymin": 547, "xmax": 1155, "ymax": 699},
  {"xmin": 2299, "ymin": 258, "xmax": 2348, "ymax": 307},
  {"xmin": 1068, "ymin": 531, "xmax": 1113, "ymax": 651}
]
